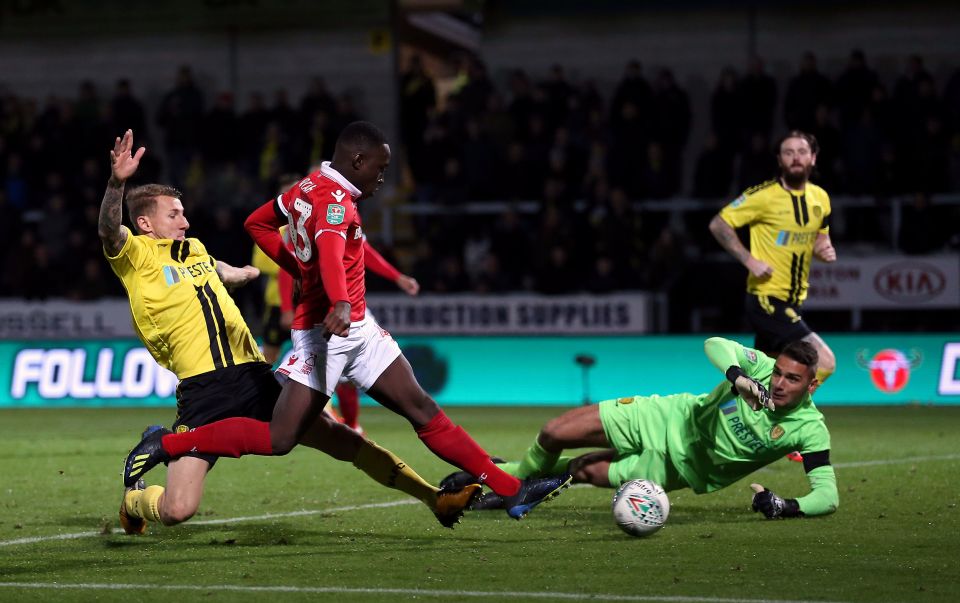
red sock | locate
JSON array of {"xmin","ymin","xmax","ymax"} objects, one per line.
[
  {"xmin": 335, "ymin": 383, "xmax": 360, "ymax": 429},
  {"xmin": 416, "ymin": 411, "xmax": 520, "ymax": 496},
  {"xmin": 161, "ymin": 417, "xmax": 273, "ymax": 458}
]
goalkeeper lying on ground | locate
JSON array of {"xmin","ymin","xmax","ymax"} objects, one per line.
[{"xmin": 443, "ymin": 337, "xmax": 839, "ymax": 519}]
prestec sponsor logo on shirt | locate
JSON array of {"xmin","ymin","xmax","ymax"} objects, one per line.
[
  {"xmin": 721, "ymin": 400, "xmax": 767, "ymax": 452},
  {"xmin": 163, "ymin": 261, "xmax": 215, "ymax": 286}
]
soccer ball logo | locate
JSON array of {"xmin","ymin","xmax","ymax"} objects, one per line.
[{"xmin": 612, "ymin": 479, "xmax": 670, "ymax": 537}]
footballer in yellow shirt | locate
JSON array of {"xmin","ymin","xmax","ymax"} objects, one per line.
[
  {"xmin": 102, "ymin": 130, "xmax": 479, "ymax": 537},
  {"xmin": 709, "ymin": 131, "xmax": 837, "ymax": 387}
]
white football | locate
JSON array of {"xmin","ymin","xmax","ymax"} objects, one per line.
[{"xmin": 611, "ymin": 479, "xmax": 670, "ymax": 537}]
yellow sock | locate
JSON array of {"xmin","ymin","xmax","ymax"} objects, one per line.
[
  {"xmin": 353, "ymin": 440, "xmax": 438, "ymax": 509},
  {"xmin": 125, "ymin": 485, "xmax": 165, "ymax": 523}
]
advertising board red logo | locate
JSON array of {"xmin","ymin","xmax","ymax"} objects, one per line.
[{"xmin": 857, "ymin": 348, "xmax": 922, "ymax": 393}]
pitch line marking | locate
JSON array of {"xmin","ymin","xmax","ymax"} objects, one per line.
[
  {"xmin": 0, "ymin": 452, "xmax": 957, "ymax": 549},
  {"xmin": 833, "ymin": 453, "xmax": 960, "ymax": 468},
  {"xmin": 0, "ymin": 499, "xmax": 417, "ymax": 547},
  {"xmin": 0, "ymin": 582, "xmax": 850, "ymax": 603}
]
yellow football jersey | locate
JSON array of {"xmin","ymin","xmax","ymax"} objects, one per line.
[
  {"xmin": 105, "ymin": 228, "xmax": 264, "ymax": 379},
  {"xmin": 719, "ymin": 180, "xmax": 831, "ymax": 305}
]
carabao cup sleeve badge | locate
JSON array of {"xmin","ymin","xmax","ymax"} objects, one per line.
[{"xmin": 326, "ymin": 204, "xmax": 345, "ymax": 225}]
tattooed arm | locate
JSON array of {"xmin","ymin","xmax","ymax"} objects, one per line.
[
  {"xmin": 708, "ymin": 214, "xmax": 773, "ymax": 279},
  {"xmin": 98, "ymin": 129, "xmax": 145, "ymax": 256}
]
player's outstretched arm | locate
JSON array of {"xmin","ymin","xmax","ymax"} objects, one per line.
[
  {"xmin": 704, "ymin": 338, "xmax": 772, "ymax": 411},
  {"xmin": 215, "ymin": 260, "xmax": 261, "ymax": 288},
  {"xmin": 245, "ymin": 201, "xmax": 301, "ymax": 277},
  {"xmin": 362, "ymin": 240, "xmax": 420, "ymax": 295},
  {"xmin": 98, "ymin": 129, "xmax": 145, "ymax": 255},
  {"xmin": 750, "ymin": 455, "xmax": 838, "ymax": 519}
]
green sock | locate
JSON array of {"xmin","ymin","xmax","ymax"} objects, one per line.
[
  {"xmin": 502, "ymin": 456, "xmax": 574, "ymax": 478},
  {"xmin": 516, "ymin": 439, "xmax": 560, "ymax": 478}
]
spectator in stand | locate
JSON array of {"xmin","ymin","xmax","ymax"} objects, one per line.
[
  {"xmin": 300, "ymin": 77, "xmax": 338, "ymax": 128},
  {"xmin": 541, "ymin": 64, "xmax": 574, "ymax": 132},
  {"xmin": 738, "ymin": 132, "xmax": 777, "ymax": 191},
  {"xmin": 711, "ymin": 67, "xmax": 743, "ymax": 153},
  {"xmin": 651, "ymin": 69, "xmax": 691, "ymax": 193},
  {"xmin": 835, "ymin": 50, "xmax": 879, "ymax": 130},
  {"xmin": 238, "ymin": 92, "xmax": 270, "ymax": 173},
  {"xmin": 156, "ymin": 65, "xmax": 205, "ymax": 189},
  {"xmin": 740, "ymin": 55, "xmax": 777, "ymax": 142},
  {"xmin": 810, "ymin": 104, "xmax": 841, "ymax": 191},
  {"xmin": 507, "ymin": 69, "xmax": 537, "ymax": 142},
  {"xmin": 841, "ymin": 108, "xmax": 884, "ymax": 196},
  {"xmin": 693, "ymin": 132, "xmax": 734, "ymax": 199},
  {"xmin": 110, "ymin": 79, "xmax": 147, "ymax": 141},
  {"xmin": 611, "ymin": 60, "xmax": 652, "ymax": 139},
  {"xmin": 784, "ymin": 52, "xmax": 834, "ymax": 132},
  {"xmin": 203, "ymin": 92, "xmax": 239, "ymax": 167}
]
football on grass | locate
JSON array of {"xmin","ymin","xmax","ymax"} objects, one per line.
[{"xmin": 612, "ymin": 479, "xmax": 670, "ymax": 537}]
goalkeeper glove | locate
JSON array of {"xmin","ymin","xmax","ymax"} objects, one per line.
[
  {"xmin": 750, "ymin": 483, "xmax": 801, "ymax": 519},
  {"xmin": 725, "ymin": 366, "xmax": 773, "ymax": 411}
]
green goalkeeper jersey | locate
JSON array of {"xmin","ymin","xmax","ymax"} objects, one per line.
[{"xmin": 667, "ymin": 339, "xmax": 831, "ymax": 497}]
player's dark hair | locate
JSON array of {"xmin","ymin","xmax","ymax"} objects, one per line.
[
  {"xmin": 125, "ymin": 184, "xmax": 183, "ymax": 234},
  {"xmin": 780, "ymin": 340, "xmax": 819, "ymax": 374},
  {"xmin": 336, "ymin": 121, "xmax": 387, "ymax": 153},
  {"xmin": 777, "ymin": 130, "xmax": 819, "ymax": 155}
]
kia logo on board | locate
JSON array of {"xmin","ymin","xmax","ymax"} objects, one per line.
[{"xmin": 873, "ymin": 262, "xmax": 945, "ymax": 303}]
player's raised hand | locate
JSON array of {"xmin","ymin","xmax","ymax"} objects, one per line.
[
  {"xmin": 751, "ymin": 483, "xmax": 786, "ymax": 519},
  {"xmin": 110, "ymin": 129, "xmax": 146, "ymax": 182},
  {"xmin": 745, "ymin": 256, "xmax": 774, "ymax": 279},
  {"xmin": 735, "ymin": 375, "xmax": 773, "ymax": 411}
]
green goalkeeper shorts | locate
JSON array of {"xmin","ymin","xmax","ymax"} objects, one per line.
[{"xmin": 598, "ymin": 394, "xmax": 691, "ymax": 491}]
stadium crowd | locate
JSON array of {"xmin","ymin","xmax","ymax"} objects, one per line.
[{"xmin": 1, "ymin": 53, "xmax": 959, "ymax": 301}]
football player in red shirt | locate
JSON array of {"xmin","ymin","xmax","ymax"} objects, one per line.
[
  {"xmin": 125, "ymin": 122, "xmax": 571, "ymax": 520},
  {"xmin": 277, "ymin": 234, "xmax": 420, "ymax": 433}
]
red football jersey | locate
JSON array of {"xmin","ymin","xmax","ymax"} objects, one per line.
[{"xmin": 277, "ymin": 162, "xmax": 366, "ymax": 327}]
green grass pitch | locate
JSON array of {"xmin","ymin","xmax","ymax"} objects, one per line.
[{"xmin": 1, "ymin": 405, "xmax": 958, "ymax": 602}]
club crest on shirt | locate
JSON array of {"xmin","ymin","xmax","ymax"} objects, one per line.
[
  {"xmin": 770, "ymin": 425, "xmax": 785, "ymax": 440},
  {"xmin": 176, "ymin": 424, "xmax": 190, "ymax": 433},
  {"xmin": 331, "ymin": 189, "xmax": 346, "ymax": 203},
  {"xmin": 813, "ymin": 206, "xmax": 822, "ymax": 218},
  {"xmin": 617, "ymin": 397, "xmax": 634, "ymax": 405},
  {"xmin": 326, "ymin": 204, "xmax": 345, "ymax": 225}
]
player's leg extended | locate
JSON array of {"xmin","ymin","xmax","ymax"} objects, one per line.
[
  {"xmin": 366, "ymin": 354, "xmax": 525, "ymax": 497},
  {"xmin": 130, "ymin": 382, "xmax": 319, "ymax": 476},
  {"xmin": 298, "ymin": 404, "xmax": 480, "ymax": 527},
  {"xmin": 803, "ymin": 331, "xmax": 836, "ymax": 384},
  {"xmin": 335, "ymin": 382, "xmax": 361, "ymax": 431},
  {"xmin": 515, "ymin": 405, "xmax": 609, "ymax": 478},
  {"xmin": 121, "ymin": 456, "xmax": 210, "ymax": 532}
]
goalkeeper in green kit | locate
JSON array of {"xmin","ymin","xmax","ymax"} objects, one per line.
[{"xmin": 443, "ymin": 337, "xmax": 838, "ymax": 519}]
